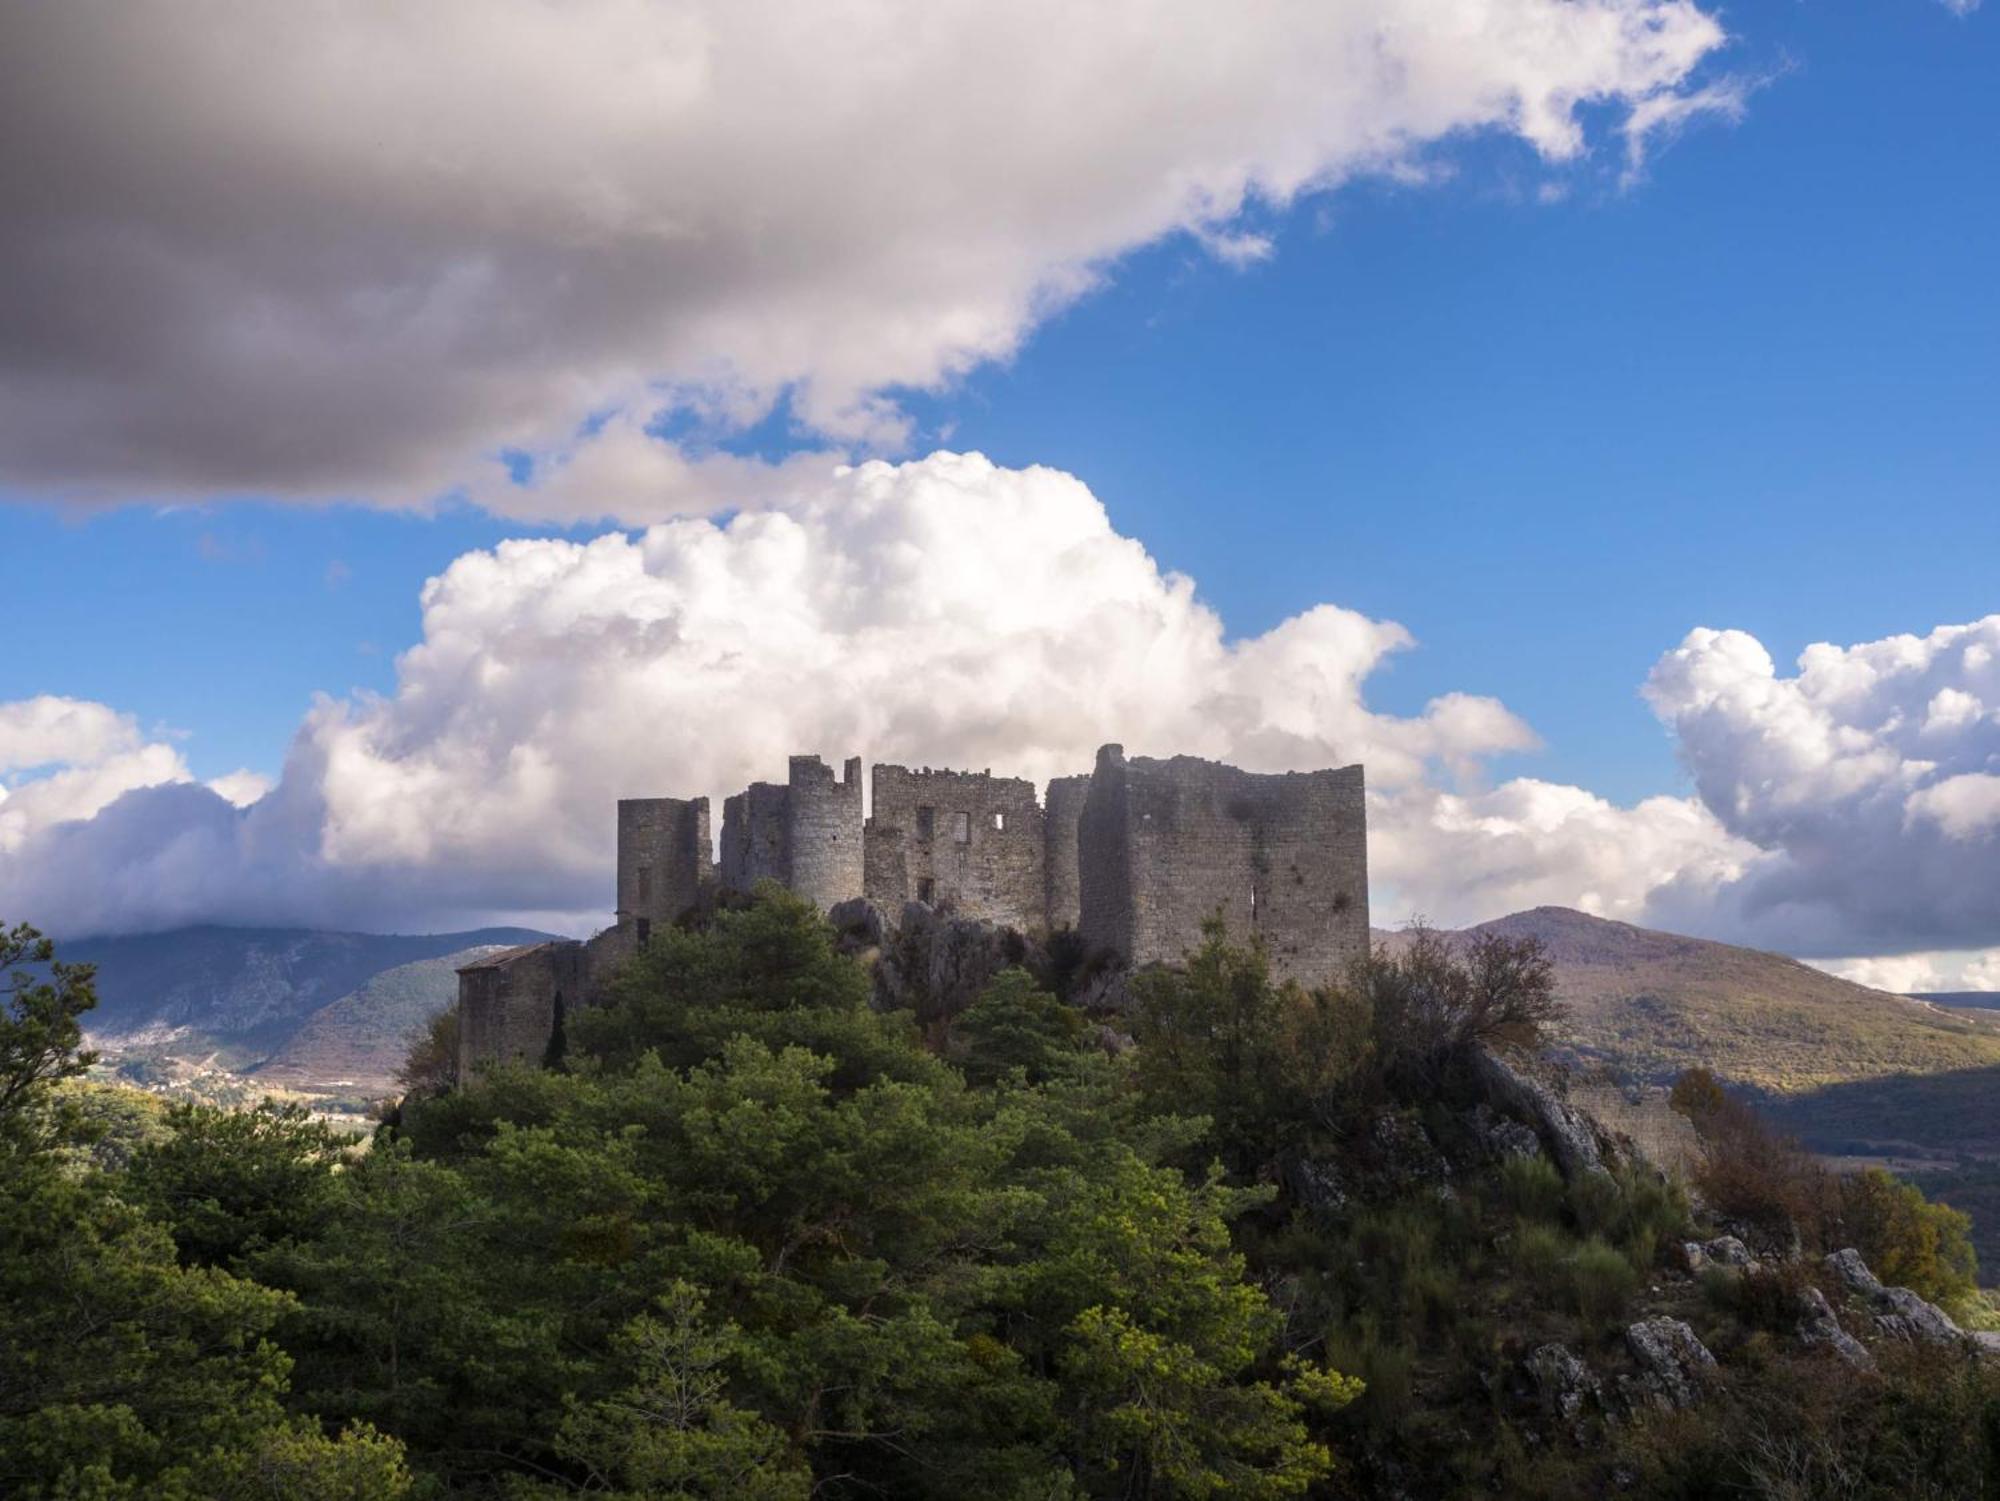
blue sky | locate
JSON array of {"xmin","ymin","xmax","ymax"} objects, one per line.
[
  {"xmin": 7, "ymin": 0, "xmax": 1993, "ymax": 802},
  {"xmin": 2, "ymin": 0, "xmax": 1996, "ymax": 976}
]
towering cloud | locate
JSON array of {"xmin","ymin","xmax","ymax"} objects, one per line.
[
  {"xmin": 1643, "ymin": 619, "xmax": 2000, "ymax": 956},
  {"xmin": 0, "ymin": 0, "xmax": 1732, "ymax": 515}
]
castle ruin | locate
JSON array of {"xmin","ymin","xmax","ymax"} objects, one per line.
[{"xmin": 458, "ymin": 745, "xmax": 1369, "ymax": 1078}]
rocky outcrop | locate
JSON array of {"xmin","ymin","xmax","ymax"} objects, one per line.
[
  {"xmin": 1679, "ymin": 1234, "xmax": 1753, "ymax": 1273},
  {"xmin": 1473, "ymin": 1047, "xmax": 1611, "ymax": 1180},
  {"xmin": 1282, "ymin": 1152, "xmax": 1349, "ymax": 1221},
  {"xmin": 1368, "ymin": 1110, "xmax": 1453, "ymax": 1194},
  {"xmin": 871, "ymin": 901, "xmax": 1030, "ymax": 1022},
  {"xmin": 1825, "ymin": 1247, "xmax": 1966, "ymax": 1347},
  {"xmin": 1796, "ymin": 1284, "xmax": 1876, "ymax": 1371},
  {"xmin": 828, "ymin": 896, "xmax": 891, "ymax": 953},
  {"xmin": 1470, "ymin": 1103, "xmax": 1543, "ymax": 1163},
  {"xmin": 1524, "ymin": 1343, "xmax": 1602, "ymax": 1440},
  {"xmin": 1623, "ymin": 1317, "xmax": 1717, "ymax": 1410}
]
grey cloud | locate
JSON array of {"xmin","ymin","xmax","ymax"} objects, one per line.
[{"xmin": 0, "ymin": 0, "xmax": 1732, "ymax": 511}]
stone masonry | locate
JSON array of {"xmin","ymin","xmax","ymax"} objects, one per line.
[
  {"xmin": 617, "ymin": 796, "xmax": 711, "ymax": 948},
  {"xmin": 457, "ymin": 744, "xmax": 1370, "ymax": 1077},
  {"xmin": 864, "ymin": 765, "xmax": 1046, "ymax": 927},
  {"xmin": 720, "ymin": 755, "xmax": 865, "ymax": 913},
  {"xmin": 1077, "ymin": 745, "xmax": 1370, "ymax": 986}
]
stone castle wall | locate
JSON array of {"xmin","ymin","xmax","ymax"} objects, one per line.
[
  {"xmin": 1043, "ymin": 774, "xmax": 1091, "ymax": 932},
  {"xmin": 719, "ymin": 756, "xmax": 863, "ymax": 912},
  {"xmin": 456, "ymin": 941, "xmax": 586, "ymax": 1081},
  {"xmin": 459, "ymin": 743, "xmax": 1371, "ymax": 1077},
  {"xmin": 1077, "ymin": 745, "xmax": 1369, "ymax": 986},
  {"xmin": 616, "ymin": 796, "xmax": 711, "ymax": 939},
  {"xmin": 864, "ymin": 765, "xmax": 1046, "ymax": 928},
  {"xmin": 786, "ymin": 755, "xmax": 865, "ymax": 911}
]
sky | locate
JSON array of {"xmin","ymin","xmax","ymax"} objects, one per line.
[{"xmin": 1, "ymin": 0, "xmax": 1996, "ymax": 991}]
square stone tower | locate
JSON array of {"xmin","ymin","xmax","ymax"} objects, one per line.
[
  {"xmin": 616, "ymin": 796, "xmax": 711, "ymax": 944},
  {"xmin": 1077, "ymin": 744, "xmax": 1368, "ymax": 987}
]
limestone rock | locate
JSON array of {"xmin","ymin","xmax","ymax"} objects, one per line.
[
  {"xmin": 1623, "ymin": 1317, "xmax": 1717, "ymax": 1410},
  {"xmin": 1071, "ymin": 965, "xmax": 1133, "ymax": 1015},
  {"xmin": 1681, "ymin": 1234, "xmax": 1754, "ymax": 1272},
  {"xmin": 1525, "ymin": 1342, "xmax": 1602, "ymax": 1434},
  {"xmin": 1796, "ymin": 1285, "xmax": 1876, "ymax": 1372},
  {"xmin": 1825, "ymin": 1247, "xmax": 1884, "ymax": 1300},
  {"xmin": 1875, "ymin": 1285, "xmax": 1964, "ymax": 1345},
  {"xmin": 1824, "ymin": 1247, "xmax": 1965, "ymax": 1347},
  {"xmin": 1369, "ymin": 1110, "xmax": 1453, "ymax": 1192},
  {"xmin": 872, "ymin": 900, "xmax": 1028, "ymax": 1022},
  {"xmin": 827, "ymin": 896, "xmax": 890, "ymax": 951},
  {"xmin": 1283, "ymin": 1153, "xmax": 1349, "ymax": 1219},
  {"xmin": 1473, "ymin": 1047, "xmax": 1610, "ymax": 1181},
  {"xmin": 1471, "ymin": 1103, "xmax": 1543, "ymax": 1163}
]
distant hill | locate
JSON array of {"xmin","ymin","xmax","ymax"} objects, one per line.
[
  {"xmin": 1382, "ymin": 907, "xmax": 2000, "ymax": 1094},
  {"xmin": 68, "ymin": 924, "xmax": 555, "ymax": 1065},
  {"xmin": 254, "ymin": 947, "xmax": 513, "ymax": 1092},
  {"xmin": 1918, "ymin": 992, "xmax": 2000, "ymax": 1012}
]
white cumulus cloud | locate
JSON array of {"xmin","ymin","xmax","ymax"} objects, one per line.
[
  {"xmin": 1643, "ymin": 618, "xmax": 2000, "ymax": 956},
  {"xmin": 1, "ymin": 451, "xmax": 1701, "ymax": 936},
  {"xmin": 13, "ymin": 459, "xmax": 1993, "ymax": 964},
  {"xmin": 0, "ymin": 0, "xmax": 1733, "ymax": 516}
]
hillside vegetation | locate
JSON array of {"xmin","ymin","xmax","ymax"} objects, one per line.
[{"xmin": 10, "ymin": 901, "xmax": 2000, "ymax": 1499}]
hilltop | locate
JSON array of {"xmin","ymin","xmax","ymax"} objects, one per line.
[
  {"xmin": 1381, "ymin": 907, "xmax": 2000, "ymax": 1094},
  {"xmin": 68, "ymin": 922, "xmax": 555, "ymax": 1062},
  {"xmin": 252, "ymin": 947, "xmax": 513, "ymax": 1093}
]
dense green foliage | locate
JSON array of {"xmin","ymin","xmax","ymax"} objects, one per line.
[{"xmin": 8, "ymin": 901, "xmax": 2000, "ymax": 1499}]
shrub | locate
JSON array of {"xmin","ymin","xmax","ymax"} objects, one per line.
[
  {"xmin": 1671, "ymin": 1068, "xmax": 1825, "ymax": 1250},
  {"xmin": 1567, "ymin": 1237, "xmax": 1640, "ymax": 1325},
  {"xmin": 1495, "ymin": 1153, "xmax": 1565, "ymax": 1223},
  {"xmin": 1361, "ymin": 924, "xmax": 1562, "ymax": 1090},
  {"xmin": 1569, "ymin": 1166, "xmax": 1690, "ymax": 1271},
  {"xmin": 1832, "ymin": 1167, "xmax": 1979, "ymax": 1307},
  {"xmin": 1514, "ymin": 1222, "xmax": 1570, "ymax": 1286}
]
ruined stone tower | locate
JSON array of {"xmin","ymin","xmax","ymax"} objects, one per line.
[
  {"xmin": 719, "ymin": 754, "xmax": 864, "ymax": 912},
  {"xmin": 1076, "ymin": 745, "xmax": 1369, "ymax": 986},
  {"xmin": 616, "ymin": 796, "xmax": 711, "ymax": 946}
]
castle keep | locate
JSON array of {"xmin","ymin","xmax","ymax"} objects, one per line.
[{"xmin": 458, "ymin": 745, "xmax": 1369, "ymax": 1078}]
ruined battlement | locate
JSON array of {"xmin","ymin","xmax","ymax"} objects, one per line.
[
  {"xmin": 458, "ymin": 744, "xmax": 1370, "ymax": 1078},
  {"xmin": 865, "ymin": 764, "xmax": 1046, "ymax": 928}
]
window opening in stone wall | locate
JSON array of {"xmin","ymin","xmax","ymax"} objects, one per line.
[
  {"xmin": 917, "ymin": 877, "xmax": 936, "ymax": 903},
  {"xmin": 636, "ymin": 865, "xmax": 652, "ymax": 906},
  {"xmin": 952, "ymin": 811, "xmax": 970, "ymax": 843},
  {"xmin": 992, "ymin": 811, "xmax": 1005, "ymax": 831},
  {"xmin": 916, "ymin": 805, "xmax": 935, "ymax": 839},
  {"xmin": 636, "ymin": 917, "xmax": 652, "ymax": 949}
]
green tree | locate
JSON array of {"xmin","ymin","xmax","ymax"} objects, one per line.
[
  {"xmin": 0, "ymin": 921, "xmax": 99, "ymax": 1150},
  {"xmin": 1836, "ymin": 1167, "xmax": 1979, "ymax": 1306},
  {"xmin": 0, "ymin": 922, "xmax": 410, "ymax": 1499},
  {"xmin": 1128, "ymin": 919, "xmax": 1369, "ymax": 1172},
  {"xmin": 955, "ymin": 968, "xmax": 1089, "ymax": 1087},
  {"xmin": 511, "ymin": 1285, "xmax": 810, "ymax": 1501},
  {"xmin": 127, "ymin": 1099, "xmax": 346, "ymax": 1270}
]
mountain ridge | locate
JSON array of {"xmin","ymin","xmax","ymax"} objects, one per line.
[{"xmin": 1376, "ymin": 906, "xmax": 2000, "ymax": 1092}]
